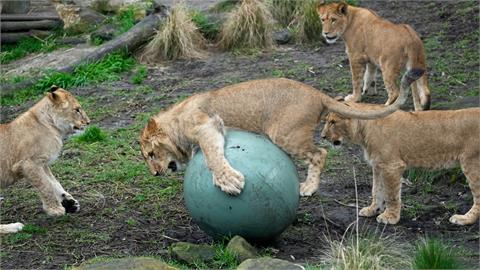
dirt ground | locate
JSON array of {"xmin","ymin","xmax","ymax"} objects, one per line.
[{"xmin": 1, "ymin": 1, "xmax": 479, "ymax": 269}]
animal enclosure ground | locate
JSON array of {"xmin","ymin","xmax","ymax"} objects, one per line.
[{"xmin": 1, "ymin": 1, "xmax": 479, "ymax": 269}]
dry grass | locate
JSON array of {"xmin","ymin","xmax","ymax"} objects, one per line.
[
  {"xmin": 139, "ymin": 5, "xmax": 206, "ymax": 62},
  {"xmin": 218, "ymin": 0, "xmax": 274, "ymax": 51},
  {"xmin": 266, "ymin": 0, "xmax": 296, "ymax": 27},
  {"xmin": 292, "ymin": 0, "xmax": 324, "ymax": 44}
]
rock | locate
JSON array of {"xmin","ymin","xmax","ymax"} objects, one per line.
[
  {"xmin": 274, "ymin": 29, "xmax": 292, "ymax": 45},
  {"xmin": 226, "ymin": 235, "xmax": 258, "ymax": 262},
  {"xmin": 74, "ymin": 257, "xmax": 179, "ymax": 270},
  {"xmin": 169, "ymin": 242, "xmax": 216, "ymax": 264},
  {"xmin": 237, "ymin": 257, "xmax": 304, "ymax": 270},
  {"xmin": 90, "ymin": 24, "xmax": 117, "ymax": 43}
]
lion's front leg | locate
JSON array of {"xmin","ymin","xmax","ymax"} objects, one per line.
[
  {"xmin": 193, "ymin": 114, "xmax": 245, "ymax": 195},
  {"xmin": 359, "ymin": 166, "xmax": 385, "ymax": 217},
  {"xmin": 44, "ymin": 166, "xmax": 80, "ymax": 213},
  {"xmin": 14, "ymin": 159, "xmax": 66, "ymax": 216},
  {"xmin": 375, "ymin": 165, "xmax": 405, "ymax": 225}
]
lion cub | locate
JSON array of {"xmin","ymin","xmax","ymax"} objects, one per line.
[
  {"xmin": 317, "ymin": 1, "xmax": 431, "ymax": 111},
  {"xmin": 0, "ymin": 86, "xmax": 90, "ymax": 233},
  {"xmin": 321, "ymin": 104, "xmax": 479, "ymax": 225}
]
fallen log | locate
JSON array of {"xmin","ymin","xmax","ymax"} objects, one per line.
[
  {"xmin": 1, "ymin": 20, "xmax": 61, "ymax": 32},
  {"xmin": 1, "ymin": 6, "xmax": 169, "ymax": 96},
  {"xmin": 0, "ymin": 14, "xmax": 60, "ymax": 21},
  {"xmin": 1, "ymin": 30, "xmax": 52, "ymax": 43}
]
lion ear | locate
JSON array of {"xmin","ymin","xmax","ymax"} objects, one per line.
[
  {"xmin": 317, "ymin": 0, "xmax": 326, "ymax": 12},
  {"xmin": 50, "ymin": 85, "xmax": 60, "ymax": 92},
  {"xmin": 334, "ymin": 95, "xmax": 344, "ymax": 102},
  {"xmin": 337, "ymin": 2, "xmax": 348, "ymax": 15},
  {"xmin": 146, "ymin": 118, "xmax": 159, "ymax": 134}
]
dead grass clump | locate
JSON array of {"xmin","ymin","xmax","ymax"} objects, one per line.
[
  {"xmin": 139, "ymin": 5, "xmax": 206, "ymax": 62},
  {"xmin": 292, "ymin": 0, "xmax": 324, "ymax": 44},
  {"xmin": 218, "ymin": 0, "xmax": 274, "ymax": 51}
]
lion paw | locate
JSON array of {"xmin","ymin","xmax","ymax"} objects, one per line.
[
  {"xmin": 359, "ymin": 206, "xmax": 380, "ymax": 217},
  {"xmin": 61, "ymin": 194, "xmax": 80, "ymax": 214},
  {"xmin": 213, "ymin": 168, "xmax": 245, "ymax": 196},
  {"xmin": 1, "ymin": 222, "xmax": 24, "ymax": 233},
  {"xmin": 376, "ymin": 212, "xmax": 400, "ymax": 224},
  {"xmin": 300, "ymin": 181, "xmax": 319, "ymax": 196},
  {"xmin": 449, "ymin": 214, "xmax": 476, "ymax": 226},
  {"xmin": 344, "ymin": 94, "xmax": 361, "ymax": 102}
]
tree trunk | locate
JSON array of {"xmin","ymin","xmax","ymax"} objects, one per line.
[
  {"xmin": 2, "ymin": 20, "xmax": 61, "ymax": 32},
  {"xmin": 1, "ymin": 0, "xmax": 30, "ymax": 14},
  {"xmin": 0, "ymin": 30, "xmax": 52, "ymax": 43},
  {"xmin": 0, "ymin": 14, "xmax": 60, "ymax": 21}
]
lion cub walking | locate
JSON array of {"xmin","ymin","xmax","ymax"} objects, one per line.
[
  {"xmin": 321, "ymin": 105, "xmax": 480, "ymax": 225},
  {"xmin": 0, "ymin": 86, "xmax": 90, "ymax": 233},
  {"xmin": 317, "ymin": 1, "xmax": 431, "ymax": 110}
]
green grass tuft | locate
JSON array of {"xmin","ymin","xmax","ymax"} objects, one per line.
[
  {"xmin": 413, "ymin": 238, "xmax": 462, "ymax": 269},
  {"xmin": 210, "ymin": 0, "xmax": 240, "ymax": 13},
  {"xmin": 1, "ymin": 52, "xmax": 136, "ymax": 106},
  {"xmin": 132, "ymin": 66, "xmax": 148, "ymax": 84},
  {"xmin": 116, "ymin": 6, "xmax": 137, "ymax": 33},
  {"xmin": 0, "ymin": 37, "xmax": 60, "ymax": 64},
  {"xmin": 191, "ymin": 10, "xmax": 220, "ymax": 40},
  {"xmin": 73, "ymin": 125, "xmax": 108, "ymax": 143}
]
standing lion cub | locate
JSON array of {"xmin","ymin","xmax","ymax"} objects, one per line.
[
  {"xmin": 0, "ymin": 86, "xmax": 90, "ymax": 233},
  {"xmin": 321, "ymin": 104, "xmax": 479, "ymax": 225},
  {"xmin": 140, "ymin": 73, "xmax": 421, "ymax": 197},
  {"xmin": 317, "ymin": 1, "xmax": 431, "ymax": 111}
]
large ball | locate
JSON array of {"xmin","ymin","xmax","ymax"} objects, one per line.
[{"xmin": 184, "ymin": 130, "xmax": 300, "ymax": 240}]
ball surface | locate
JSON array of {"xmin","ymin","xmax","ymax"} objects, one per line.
[{"xmin": 184, "ymin": 130, "xmax": 300, "ymax": 240}]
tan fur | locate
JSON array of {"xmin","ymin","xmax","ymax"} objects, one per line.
[
  {"xmin": 317, "ymin": 2, "xmax": 431, "ymax": 110},
  {"xmin": 321, "ymin": 104, "xmax": 480, "ymax": 225},
  {"xmin": 140, "ymin": 77, "xmax": 415, "ymax": 196},
  {"xmin": 0, "ymin": 87, "xmax": 90, "ymax": 233}
]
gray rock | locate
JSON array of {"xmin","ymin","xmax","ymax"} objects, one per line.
[
  {"xmin": 274, "ymin": 29, "xmax": 292, "ymax": 45},
  {"xmin": 226, "ymin": 235, "xmax": 258, "ymax": 262},
  {"xmin": 74, "ymin": 257, "xmax": 179, "ymax": 270},
  {"xmin": 237, "ymin": 257, "xmax": 304, "ymax": 270},
  {"xmin": 170, "ymin": 242, "xmax": 216, "ymax": 264}
]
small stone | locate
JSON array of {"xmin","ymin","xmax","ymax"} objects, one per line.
[
  {"xmin": 236, "ymin": 257, "xmax": 304, "ymax": 270},
  {"xmin": 274, "ymin": 29, "xmax": 292, "ymax": 45},
  {"xmin": 226, "ymin": 235, "xmax": 258, "ymax": 262},
  {"xmin": 169, "ymin": 242, "xmax": 216, "ymax": 264},
  {"xmin": 74, "ymin": 257, "xmax": 179, "ymax": 270}
]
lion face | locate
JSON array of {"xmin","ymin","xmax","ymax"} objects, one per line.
[
  {"xmin": 317, "ymin": 2, "xmax": 349, "ymax": 44},
  {"xmin": 47, "ymin": 86, "xmax": 90, "ymax": 134},
  {"xmin": 140, "ymin": 118, "xmax": 186, "ymax": 176},
  {"xmin": 321, "ymin": 113, "xmax": 351, "ymax": 147}
]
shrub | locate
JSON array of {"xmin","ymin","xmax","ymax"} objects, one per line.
[
  {"xmin": 139, "ymin": 5, "xmax": 206, "ymax": 62},
  {"xmin": 73, "ymin": 125, "xmax": 107, "ymax": 143},
  {"xmin": 191, "ymin": 10, "xmax": 220, "ymax": 40},
  {"xmin": 218, "ymin": 0, "xmax": 274, "ymax": 51}
]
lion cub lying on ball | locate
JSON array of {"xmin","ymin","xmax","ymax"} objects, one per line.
[
  {"xmin": 321, "ymin": 104, "xmax": 480, "ymax": 225},
  {"xmin": 140, "ymin": 73, "xmax": 421, "ymax": 197},
  {"xmin": 0, "ymin": 86, "xmax": 90, "ymax": 233}
]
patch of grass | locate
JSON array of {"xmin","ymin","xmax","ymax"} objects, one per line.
[
  {"xmin": 1, "ymin": 52, "xmax": 136, "ymax": 106},
  {"xmin": 21, "ymin": 224, "xmax": 48, "ymax": 234},
  {"xmin": 0, "ymin": 37, "xmax": 60, "ymax": 64},
  {"xmin": 413, "ymin": 238, "xmax": 462, "ymax": 269},
  {"xmin": 116, "ymin": 6, "xmax": 137, "ymax": 33},
  {"xmin": 5, "ymin": 232, "xmax": 32, "ymax": 245},
  {"xmin": 210, "ymin": 0, "xmax": 239, "ymax": 13},
  {"xmin": 191, "ymin": 10, "xmax": 220, "ymax": 40},
  {"xmin": 292, "ymin": 0, "xmax": 323, "ymax": 44},
  {"xmin": 267, "ymin": 0, "xmax": 296, "ymax": 27},
  {"xmin": 73, "ymin": 125, "xmax": 108, "ymax": 143},
  {"xmin": 324, "ymin": 231, "xmax": 412, "ymax": 270},
  {"xmin": 218, "ymin": 0, "xmax": 274, "ymax": 51},
  {"xmin": 140, "ymin": 4, "xmax": 207, "ymax": 62},
  {"xmin": 132, "ymin": 66, "xmax": 148, "ymax": 84}
]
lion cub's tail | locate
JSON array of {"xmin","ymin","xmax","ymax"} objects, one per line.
[{"xmin": 324, "ymin": 69, "xmax": 425, "ymax": 119}]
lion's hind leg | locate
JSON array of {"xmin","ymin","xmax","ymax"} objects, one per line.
[{"xmin": 450, "ymin": 155, "xmax": 480, "ymax": 225}]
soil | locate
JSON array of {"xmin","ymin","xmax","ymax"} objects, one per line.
[{"xmin": 1, "ymin": 1, "xmax": 479, "ymax": 269}]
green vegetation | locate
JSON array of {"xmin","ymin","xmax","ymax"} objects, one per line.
[
  {"xmin": 116, "ymin": 6, "xmax": 137, "ymax": 33},
  {"xmin": 292, "ymin": 0, "xmax": 323, "ymax": 44},
  {"xmin": 413, "ymin": 238, "xmax": 462, "ymax": 269},
  {"xmin": 1, "ymin": 52, "xmax": 135, "ymax": 106},
  {"xmin": 0, "ymin": 37, "xmax": 60, "ymax": 64},
  {"xmin": 267, "ymin": 0, "xmax": 296, "ymax": 27},
  {"xmin": 191, "ymin": 10, "xmax": 220, "ymax": 40},
  {"xmin": 73, "ymin": 125, "xmax": 108, "ymax": 143},
  {"xmin": 210, "ymin": 0, "xmax": 239, "ymax": 13},
  {"xmin": 132, "ymin": 66, "xmax": 148, "ymax": 84}
]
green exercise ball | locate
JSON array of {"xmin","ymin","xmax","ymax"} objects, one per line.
[{"xmin": 184, "ymin": 130, "xmax": 300, "ymax": 241}]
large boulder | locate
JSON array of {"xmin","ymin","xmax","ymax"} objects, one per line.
[
  {"xmin": 237, "ymin": 257, "xmax": 304, "ymax": 270},
  {"xmin": 169, "ymin": 242, "xmax": 216, "ymax": 264},
  {"xmin": 74, "ymin": 257, "xmax": 178, "ymax": 270},
  {"xmin": 226, "ymin": 236, "xmax": 258, "ymax": 262}
]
